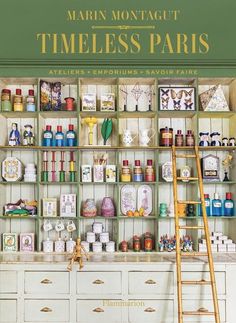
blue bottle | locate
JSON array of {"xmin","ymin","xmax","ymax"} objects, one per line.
[
  {"xmin": 55, "ymin": 125, "xmax": 64, "ymax": 147},
  {"xmin": 199, "ymin": 194, "xmax": 211, "ymax": 216},
  {"xmin": 66, "ymin": 124, "xmax": 77, "ymax": 147},
  {"xmin": 224, "ymin": 192, "xmax": 234, "ymax": 217},
  {"xmin": 43, "ymin": 125, "xmax": 53, "ymax": 146},
  {"xmin": 212, "ymin": 193, "xmax": 222, "ymax": 216}
]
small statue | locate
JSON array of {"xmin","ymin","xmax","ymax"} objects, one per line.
[
  {"xmin": 67, "ymin": 238, "xmax": 89, "ymax": 271},
  {"xmin": 210, "ymin": 131, "xmax": 221, "ymax": 146},
  {"xmin": 199, "ymin": 132, "xmax": 209, "ymax": 146},
  {"xmin": 222, "ymin": 137, "xmax": 228, "ymax": 146},
  {"xmin": 23, "ymin": 124, "xmax": 34, "ymax": 146},
  {"xmin": 229, "ymin": 137, "xmax": 236, "ymax": 146},
  {"xmin": 9, "ymin": 123, "xmax": 20, "ymax": 146}
]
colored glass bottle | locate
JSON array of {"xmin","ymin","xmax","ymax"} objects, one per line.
[
  {"xmin": 199, "ymin": 194, "xmax": 211, "ymax": 216},
  {"xmin": 212, "ymin": 193, "xmax": 222, "ymax": 216},
  {"xmin": 224, "ymin": 192, "xmax": 234, "ymax": 217},
  {"xmin": 121, "ymin": 160, "xmax": 131, "ymax": 182},
  {"xmin": 175, "ymin": 130, "xmax": 184, "ymax": 146},
  {"xmin": 186, "ymin": 130, "xmax": 195, "ymax": 146},
  {"xmin": 43, "ymin": 125, "xmax": 53, "ymax": 146},
  {"xmin": 1, "ymin": 89, "xmax": 12, "ymax": 111},
  {"xmin": 26, "ymin": 89, "xmax": 36, "ymax": 112},
  {"xmin": 55, "ymin": 125, "xmax": 64, "ymax": 147},
  {"xmin": 145, "ymin": 159, "xmax": 155, "ymax": 182},
  {"xmin": 133, "ymin": 160, "xmax": 143, "ymax": 182},
  {"xmin": 66, "ymin": 124, "xmax": 77, "ymax": 146},
  {"xmin": 13, "ymin": 88, "xmax": 24, "ymax": 111}
]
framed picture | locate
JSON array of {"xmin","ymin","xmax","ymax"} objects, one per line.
[
  {"xmin": 162, "ymin": 161, "xmax": 173, "ymax": 182},
  {"xmin": 60, "ymin": 194, "xmax": 76, "ymax": 217},
  {"xmin": 20, "ymin": 233, "xmax": 35, "ymax": 252},
  {"xmin": 81, "ymin": 165, "xmax": 92, "ymax": 182},
  {"xmin": 2, "ymin": 157, "xmax": 23, "ymax": 182},
  {"xmin": 159, "ymin": 87, "xmax": 196, "ymax": 111},
  {"xmin": 199, "ymin": 84, "xmax": 229, "ymax": 111},
  {"xmin": 93, "ymin": 165, "xmax": 104, "ymax": 182},
  {"xmin": 81, "ymin": 93, "xmax": 96, "ymax": 111},
  {"xmin": 2, "ymin": 233, "xmax": 18, "ymax": 252},
  {"xmin": 100, "ymin": 93, "xmax": 115, "ymax": 111},
  {"xmin": 105, "ymin": 165, "xmax": 116, "ymax": 182},
  {"xmin": 42, "ymin": 198, "xmax": 57, "ymax": 217}
]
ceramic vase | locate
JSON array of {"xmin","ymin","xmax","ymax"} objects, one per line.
[
  {"xmin": 82, "ymin": 199, "xmax": 97, "ymax": 217},
  {"xmin": 101, "ymin": 197, "xmax": 115, "ymax": 217}
]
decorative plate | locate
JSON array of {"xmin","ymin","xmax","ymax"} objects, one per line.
[
  {"xmin": 2, "ymin": 157, "xmax": 23, "ymax": 182},
  {"xmin": 137, "ymin": 185, "xmax": 152, "ymax": 216},
  {"xmin": 121, "ymin": 185, "xmax": 136, "ymax": 215}
]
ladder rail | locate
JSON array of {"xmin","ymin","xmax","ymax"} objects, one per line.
[
  {"xmin": 172, "ymin": 145, "xmax": 183, "ymax": 323},
  {"xmin": 195, "ymin": 146, "xmax": 220, "ymax": 323}
]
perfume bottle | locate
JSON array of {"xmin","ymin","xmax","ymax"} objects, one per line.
[
  {"xmin": 26, "ymin": 89, "xmax": 36, "ymax": 112},
  {"xmin": 66, "ymin": 124, "xmax": 77, "ymax": 146},
  {"xmin": 55, "ymin": 126, "xmax": 64, "ymax": 147},
  {"xmin": 223, "ymin": 192, "xmax": 234, "ymax": 217},
  {"xmin": 43, "ymin": 125, "xmax": 53, "ymax": 146},
  {"xmin": 145, "ymin": 159, "xmax": 155, "ymax": 182},
  {"xmin": 212, "ymin": 193, "xmax": 222, "ymax": 216},
  {"xmin": 199, "ymin": 194, "xmax": 211, "ymax": 216}
]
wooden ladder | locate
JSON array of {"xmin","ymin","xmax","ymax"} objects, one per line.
[{"xmin": 172, "ymin": 145, "xmax": 220, "ymax": 323}]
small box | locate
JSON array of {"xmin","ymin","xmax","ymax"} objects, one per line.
[
  {"xmin": 2, "ymin": 233, "xmax": 18, "ymax": 252},
  {"xmin": 217, "ymin": 235, "xmax": 228, "ymax": 241},
  {"xmin": 43, "ymin": 198, "xmax": 57, "ymax": 217},
  {"xmin": 223, "ymin": 239, "xmax": 233, "ymax": 244},
  {"xmin": 60, "ymin": 194, "xmax": 76, "ymax": 217},
  {"xmin": 93, "ymin": 165, "xmax": 104, "ymax": 182},
  {"xmin": 100, "ymin": 93, "xmax": 115, "ymax": 111},
  {"xmin": 217, "ymin": 244, "xmax": 227, "ymax": 252},
  {"xmin": 227, "ymin": 244, "xmax": 236, "ymax": 252},
  {"xmin": 81, "ymin": 165, "xmax": 92, "ymax": 182},
  {"xmin": 82, "ymin": 93, "xmax": 96, "ymax": 111},
  {"xmin": 105, "ymin": 165, "xmax": 116, "ymax": 183},
  {"xmin": 20, "ymin": 233, "xmax": 35, "ymax": 252}
]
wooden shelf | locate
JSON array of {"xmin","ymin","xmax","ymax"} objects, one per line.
[
  {"xmin": 158, "ymin": 110, "xmax": 196, "ymax": 118},
  {"xmin": 0, "ymin": 215, "xmax": 38, "ymax": 219},
  {"xmin": 0, "ymin": 111, "xmax": 37, "ymax": 118},
  {"xmin": 119, "ymin": 215, "xmax": 157, "ymax": 220},
  {"xmin": 80, "ymin": 111, "xmax": 117, "ymax": 118},
  {"xmin": 0, "ymin": 181, "xmax": 37, "ymax": 185},
  {"xmin": 119, "ymin": 111, "xmax": 156, "ymax": 118},
  {"xmin": 39, "ymin": 111, "xmax": 77, "ymax": 118},
  {"xmin": 40, "ymin": 182, "xmax": 78, "ymax": 185}
]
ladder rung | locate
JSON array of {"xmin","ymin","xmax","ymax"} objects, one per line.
[
  {"xmin": 181, "ymin": 252, "xmax": 208, "ymax": 257},
  {"xmin": 175, "ymin": 154, "xmax": 196, "ymax": 158},
  {"xmin": 179, "ymin": 226, "xmax": 204, "ymax": 230},
  {"xmin": 181, "ymin": 280, "xmax": 211, "ymax": 285},
  {"xmin": 178, "ymin": 200, "xmax": 201, "ymax": 205},
  {"xmin": 183, "ymin": 311, "xmax": 215, "ymax": 316},
  {"xmin": 177, "ymin": 177, "xmax": 199, "ymax": 181}
]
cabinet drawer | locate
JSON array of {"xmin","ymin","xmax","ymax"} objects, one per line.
[
  {"xmin": 182, "ymin": 272, "xmax": 225, "ymax": 295},
  {"xmin": 77, "ymin": 272, "xmax": 121, "ymax": 295},
  {"xmin": 128, "ymin": 299, "xmax": 174, "ymax": 323},
  {"xmin": 129, "ymin": 271, "xmax": 174, "ymax": 295},
  {"xmin": 24, "ymin": 299, "xmax": 69, "ymax": 322},
  {"xmin": 0, "ymin": 300, "xmax": 17, "ymax": 322},
  {"xmin": 77, "ymin": 300, "xmax": 122, "ymax": 323},
  {"xmin": 0, "ymin": 271, "xmax": 17, "ymax": 293},
  {"xmin": 182, "ymin": 300, "xmax": 225, "ymax": 322},
  {"xmin": 25, "ymin": 272, "xmax": 69, "ymax": 294}
]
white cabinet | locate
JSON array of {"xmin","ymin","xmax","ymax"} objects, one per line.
[
  {"xmin": 0, "ymin": 271, "xmax": 17, "ymax": 294},
  {"xmin": 0, "ymin": 300, "xmax": 17, "ymax": 322}
]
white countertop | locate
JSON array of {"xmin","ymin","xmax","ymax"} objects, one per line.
[{"xmin": 1, "ymin": 252, "xmax": 236, "ymax": 265}]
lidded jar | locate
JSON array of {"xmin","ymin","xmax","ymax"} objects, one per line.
[
  {"xmin": 121, "ymin": 160, "xmax": 131, "ymax": 182},
  {"xmin": 133, "ymin": 160, "xmax": 143, "ymax": 182},
  {"xmin": 175, "ymin": 130, "xmax": 184, "ymax": 146},
  {"xmin": 145, "ymin": 159, "xmax": 155, "ymax": 182},
  {"xmin": 160, "ymin": 127, "xmax": 173, "ymax": 147},
  {"xmin": 1, "ymin": 89, "xmax": 12, "ymax": 111},
  {"xmin": 13, "ymin": 88, "xmax": 24, "ymax": 112},
  {"xmin": 186, "ymin": 130, "xmax": 195, "ymax": 146}
]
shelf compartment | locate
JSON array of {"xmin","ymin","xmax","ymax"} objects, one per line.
[
  {"xmin": 119, "ymin": 215, "xmax": 157, "ymax": 220},
  {"xmin": 0, "ymin": 215, "xmax": 38, "ymax": 219},
  {"xmin": 80, "ymin": 111, "xmax": 117, "ymax": 118},
  {"xmin": 158, "ymin": 111, "xmax": 196, "ymax": 118},
  {"xmin": 198, "ymin": 111, "xmax": 236, "ymax": 118},
  {"xmin": 40, "ymin": 182, "xmax": 78, "ymax": 185},
  {"xmin": 0, "ymin": 112, "xmax": 38, "ymax": 118},
  {"xmin": 0, "ymin": 181, "xmax": 37, "ymax": 185},
  {"xmin": 39, "ymin": 111, "xmax": 77, "ymax": 118},
  {"xmin": 119, "ymin": 111, "xmax": 156, "ymax": 118}
]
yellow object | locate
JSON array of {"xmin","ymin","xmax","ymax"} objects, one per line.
[
  {"xmin": 126, "ymin": 210, "xmax": 133, "ymax": 217},
  {"xmin": 67, "ymin": 237, "xmax": 89, "ymax": 271},
  {"xmin": 139, "ymin": 207, "xmax": 144, "ymax": 216},
  {"xmin": 69, "ymin": 161, "xmax": 75, "ymax": 172},
  {"xmin": 172, "ymin": 146, "xmax": 220, "ymax": 323},
  {"xmin": 84, "ymin": 117, "xmax": 97, "ymax": 145},
  {"xmin": 133, "ymin": 210, "xmax": 139, "ymax": 217}
]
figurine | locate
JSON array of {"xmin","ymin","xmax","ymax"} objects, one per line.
[
  {"xmin": 210, "ymin": 131, "xmax": 221, "ymax": 146},
  {"xmin": 182, "ymin": 235, "xmax": 193, "ymax": 252},
  {"xmin": 9, "ymin": 123, "xmax": 20, "ymax": 146},
  {"xmin": 23, "ymin": 124, "xmax": 34, "ymax": 146},
  {"xmin": 199, "ymin": 132, "xmax": 209, "ymax": 146},
  {"xmin": 222, "ymin": 137, "xmax": 228, "ymax": 146},
  {"xmin": 229, "ymin": 137, "xmax": 236, "ymax": 146},
  {"xmin": 67, "ymin": 237, "xmax": 89, "ymax": 271}
]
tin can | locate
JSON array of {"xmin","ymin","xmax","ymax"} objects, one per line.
[
  {"xmin": 144, "ymin": 232, "xmax": 153, "ymax": 252},
  {"xmin": 100, "ymin": 232, "xmax": 109, "ymax": 243},
  {"xmin": 92, "ymin": 242, "xmax": 102, "ymax": 253},
  {"xmin": 43, "ymin": 238, "xmax": 53, "ymax": 253},
  {"xmin": 81, "ymin": 241, "xmax": 90, "ymax": 253},
  {"xmin": 66, "ymin": 238, "xmax": 76, "ymax": 253},
  {"xmin": 86, "ymin": 231, "xmax": 95, "ymax": 243},
  {"xmin": 55, "ymin": 239, "xmax": 65, "ymax": 253},
  {"xmin": 121, "ymin": 240, "xmax": 128, "ymax": 252},
  {"xmin": 106, "ymin": 241, "xmax": 115, "ymax": 252},
  {"xmin": 160, "ymin": 127, "xmax": 173, "ymax": 146},
  {"xmin": 133, "ymin": 235, "xmax": 141, "ymax": 252}
]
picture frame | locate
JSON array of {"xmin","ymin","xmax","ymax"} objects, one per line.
[
  {"xmin": 93, "ymin": 165, "xmax": 104, "ymax": 182},
  {"xmin": 81, "ymin": 93, "xmax": 96, "ymax": 111},
  {"xmin": 2, "ymin": 157, "xmax": 23, "ymax": 182},
  {"xmin": 199, "ymin": 84, "xmax": 229, "ymax": 111},
  {"xmin": 42, "ymin": 198, "xmax": 57, "ymax": 217},
  {"xmin": 60, "ymin": 194, "xmax": 76, "ymax": 217},
  {"xmin": 105, "ymin": 165, "xmax": 116, "ymax": 182},
  {"xmin": 162, "ymin": 161, "xmax": 173, "ymax": 182},
  {"xmin": 100, "ymin": 93, "xmax": 115, "ymax": 111},
  {"xmin": 20, "ymin": 233, "xmax": 35, "ymax": 252},
  {"xmin": 81, "ymin": 165, "xmax": 92, "ymax": 182},
  {"xmin": 159, "ymin": 87, "xmax": 196, "ymax": 111},
  {"xmin": 2, "ymin": 233, "xmax": 18, "ymax": 252}
]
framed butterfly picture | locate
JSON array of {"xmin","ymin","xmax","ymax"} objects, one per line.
[{"xmin": 159, "ymin": 87, "xmax": 196, "ymax": 111}]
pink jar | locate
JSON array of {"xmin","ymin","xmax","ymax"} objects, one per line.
[{"xmin": 101, "ymin": 197, "xmax": 115, "ymax": 217}]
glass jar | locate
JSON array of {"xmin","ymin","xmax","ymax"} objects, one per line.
[
  {"xmin": 186, "ymin": 130, "xmax": 195, "ymax": 146},
  {"xmin": 145, "ymin": 159, "xmax": 155, "ymax": 182},
  {"xmin": 133, "ymin": 235, "xmax": 141, "ymax": 252},
  {"xmin": 133, "ymin": 160, "xmax": 143, "ymax": 182},
  {"xmin": 121, "ymin": 160, "xmax": 131, "ymax": 182},
  {"xmin": 144, "ymin": 232, "xmax": 153, "ymax": 252},
  {"xmin": 1, "ymin": 89, "xmax": 12, "ymax": 111},
  {"xmin": 13, "ymin": 89, "xmax": 24, "ymax": 111},
  {"xmin": 175, "ymin": 130, "xmax": 184, "ymax": 146},
  {"xmin": 160, "ymin": 127, "xmax": 173, "ymax": 146}
]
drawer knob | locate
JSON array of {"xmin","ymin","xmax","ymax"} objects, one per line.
[
  {"xmin": 144, "ymin": 307, "xmax": 156, "ymax": 313},
  {"xmin": 145, "ymin": 279, "xmax": 156, "ymax": 285},
  {"xmin": 92, "ymin": 279, "xmax": 104, "ymax": 285},
  {"xmin": 40, "ymin": 307, "xmax": 52, "ymax": 313},
  {"xmin": 41, "ymin": 279, "xmax": 52, "ymax": 284},
  {"xmin": 93, "ymin": 307, "xmax": 104, "ymax": 313},
  {"xmin": 198, "ymin": 307, "xmax": 209, "ymax": 313}
]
